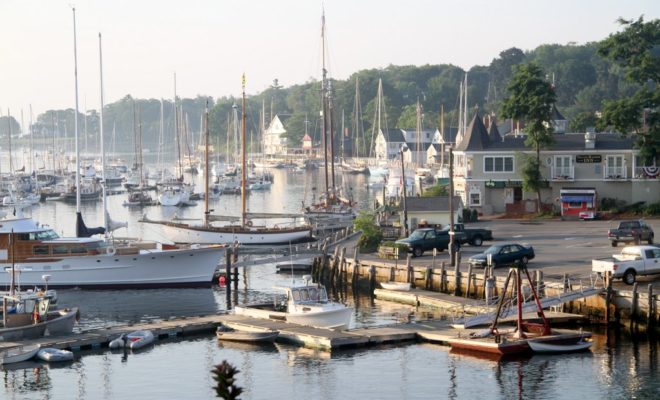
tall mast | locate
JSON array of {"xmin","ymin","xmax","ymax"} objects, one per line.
[
  {"xmin": 7, "ymin": 109, "xmax": 13, "ymax": 175},
  {"xmin": 29, "ymin": 105, "xmax": 34, "ymax": 175},
  {"xmin": 174, "ymin": 73, "xmax": 182, "ymax": 180},
  {"xmin": 440, "ymin": 104, "xmax": 445, "ymax": 167},
  {"xmin": 99, "ymin": 33, "xmax": 108, "ymax": 233},
  {"xmin": 204, "ymin": 101, "xmax": 210, "ymax": 226},
  {"xmin": 72, "ymin": 7, "xmax": 81, "ymax": 213},
  {"xmin": 241, "ymin": 74, "xmax": 247, "ymax": 227},
  {"xmin": 320, "ymin": 8, "xmax": 329, "ymax": 199},
  {"xmin": 416, "ymin": 98, "xmax": 422, "ymax": 169},
  {"xmin": 463, "ymin": 72, "xmax": 468, "ymax": 133}
]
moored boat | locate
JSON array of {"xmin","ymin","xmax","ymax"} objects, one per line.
[
  {"xmin": 37, "ymin": 348, "xmax": 75, "ymax": 362},
  {"xmin": 380, "ymin": 281, "xmax": 411, "ymax": 291},
  {"xmin": 109, "ymin": 330, "xmax": 155, "ymax": 350},
  {"xmin": 216, "ymin": 325, "xmax": 279, "ymax": 343},
  {"xmin": 527, "ymin": 338, "xmax": 592, "ymax": 354},
  {"xmin": 0, "ymin": 345, "xmax": 40, "ymax": 364}
]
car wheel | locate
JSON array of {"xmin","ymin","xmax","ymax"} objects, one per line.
[
  {"xmin": 611, "ymin": 241, "xmax": 617, "ymax": 247},
  {"xmin": 471, "ymin": 236, "xmax": 483, "ymax": 246},
  {"xmin": 623, "ymin": 269, "xmax": 636, "ymax": 285},
  {"xmin": 521, "ymin": 256, "xmax": 529, "ymax": 265},
  {"xmin": 412, "ymin": 247, "xmax": 423, "ymax": 257}
]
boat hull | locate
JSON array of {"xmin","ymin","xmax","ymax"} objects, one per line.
[
  {"xmin": 0, "ymin": 247, "xmax": 224, "ymax": 289},
  {"xmin": 216, "ymin": 330, "xmax": 279, "ymax": 343},
  {"xmin": 234, "ymin": 303, "xmax": 353, "ymax": 330},
  {"xmin": 158, "ymin": 223, "xmax": 312, "ymax": 245},
  {"xmin": 0, "ymin": 345, "xmax": 39, "ymax": 364}
]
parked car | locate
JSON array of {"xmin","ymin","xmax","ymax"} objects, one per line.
[
  {"xmin": 608, "ymin": 219, "xmax": 654, "ymax": 247},
  {"xmin": 592, "ymin": 245, "xmax": 660, "ymax": 284},
  {"xmin": 468, "ymin": 244, "xmax": 535, "ymax": 268},
  {"xmin": 443, "ymin": 223, "xmax": 493, "ymax": 246},
  {"xmin": 395, "ymin": 228, "xmax": 464, "ymax": 257}
]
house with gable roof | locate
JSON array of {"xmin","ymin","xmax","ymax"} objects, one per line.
[
  {"xmin": 264, "ymin": 114, "xmax": 290, "ymax": 156},
  {"xmin": 452, "ymin": 112, "xmax": 658, "ymax": 215}
]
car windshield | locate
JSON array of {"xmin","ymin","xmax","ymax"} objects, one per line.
[
  {"xmin": 484, "ymin": 246, "xmax": 501, "ymax": 255},
  {"xmin": 408, "ymin": 230, "xmax": 427, "ymax": 240}
]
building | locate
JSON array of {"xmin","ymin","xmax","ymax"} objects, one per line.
[
  {"xmin": 263, "ymin": 115, "xmax": 290, "ymax": 156},
  {"xmin": 452, "ymin": 112, "xmax": 659, "ymax": 215},
  {"xmin": 373, "ymin": 128, "xmax": 438, "ymax": 162},
  {"xmin": 404, "ymin": 196, "xmax": 463, "ymax": 230}
]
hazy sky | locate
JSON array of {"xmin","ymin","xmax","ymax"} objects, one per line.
[{"xmin": 1, "ymin": 0, "xmax": 659, "ymax": 123}]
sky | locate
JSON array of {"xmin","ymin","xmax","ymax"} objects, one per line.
[{"xmin": 1, "ymin": 0, "xmax": 659, "ymax": 125}]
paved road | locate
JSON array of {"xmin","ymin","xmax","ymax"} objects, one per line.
[{"xmin": 369, "ymin": 218, "xmax": 660, "ymax": 290}]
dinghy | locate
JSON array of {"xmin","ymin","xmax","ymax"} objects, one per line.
[
  {"xmin": 216, "ymin": 325, "xmax": 279, "ymax": 343},
  {"xmin": 0, "ymin": 345, "xmax": 40, "ymax": 365},
  {"xmin": 528, "ymin": 339, "xmax": 592, "ymax": 354},
  {"xmin": 109, "ymin": 330, "xmax": 155, "ymax": 350},
  {"xmin": 37, "ymin": 348, "xmax": 74, "ymax": 362},
  {"xmin": 380, "ymin": 282, "xmax": 411, "ymax": 291}
]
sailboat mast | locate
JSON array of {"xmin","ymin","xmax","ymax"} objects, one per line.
[
  {"xmin": 72, "ymin": 7, "xmax": 81, "ymax": 213},
  {"xmin": 320, "ymin": 10, "xmax": 329, "ymax": 199},
  {"xmin": 241, "ymin": 74, "xmax": 247, "ymax": 227},
  {"xmin": 204, "ymin": 101, "xmax": 210, "ymax": 226},
  {"xmin": 464, "ymin": 73, "xmax": 468, "ymax": 133},
  {"xmin": 99, "ymin": 33, "xmax": 108, "ymax": 233}
]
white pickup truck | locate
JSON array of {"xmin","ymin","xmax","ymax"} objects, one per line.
[{"xmin": 592, "ymin": 245, "xmax": 660, "ymax": 284}]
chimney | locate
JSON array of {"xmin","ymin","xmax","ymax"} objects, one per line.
[{"xmin": 585, "ymin": 132, "xmax": 596, "ymax": 149}]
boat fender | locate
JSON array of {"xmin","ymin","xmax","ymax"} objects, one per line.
[
  {"xmin": 106, "ymin": 246, "xmax": 116, "ymax": 256},
  {"xmin": 246, "ymin": 221, "xmax": 253, "ymax": 227}
]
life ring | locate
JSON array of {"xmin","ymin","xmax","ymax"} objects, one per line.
[
  {"xmin": 246, "ymin": 221, "xmax": 253, "ymax": 227},
  {"xmin": 106, "ymin": 246, "xmax": 116, "ymax": 256}
]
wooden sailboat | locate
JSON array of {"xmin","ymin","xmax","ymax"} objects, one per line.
[
  {"xmin": 141, "ymin": 78, "xmax": 312, "ymax": 245},
  {"xmin": 303, "ymin": 9, "xmax": 357, "ymax": 225}
]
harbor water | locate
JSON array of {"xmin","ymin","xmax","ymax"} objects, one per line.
[{"xmin": 1, "ymin": 164, "xmax": 658, "ymax": 399}]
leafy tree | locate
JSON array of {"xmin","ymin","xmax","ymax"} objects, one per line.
[
  {"xmin": 597, "ymin": 16, "xmax": 660, "ymax": 163},
  {"xmin": 488, "ymin": 47, "xmax": 526, "ymax": 112},
  {"xmin": 569, "ymin": 111, "xmax": 599, "ymax": 132},
  {"xmin": 501, "ymin": 63, "xmax": 556, "ymax": 211},
  {"xmin": 0, "ymin": 115, "xmax": 21, "ymax": 138},
  {"xmin": 422, "ymin": 184, "xmax": 448, "ymax": 197}
]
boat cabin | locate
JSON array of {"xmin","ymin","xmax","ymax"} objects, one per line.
[{"xmin": 0, "ymin": 218, "xmax": 106, "ymax": 262}]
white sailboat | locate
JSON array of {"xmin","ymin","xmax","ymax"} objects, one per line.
[{"xmin": 142, "ymin": 80, "xmax": 312, "ymax": 245}]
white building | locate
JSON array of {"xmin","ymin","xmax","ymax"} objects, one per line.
[{"xmin": 263, "ymin": 115, "xmax": 290, "ymax": 156}]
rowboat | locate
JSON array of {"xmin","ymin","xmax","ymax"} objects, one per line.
[
  {"xmin": 527, "ymin": 339, "xmax": 592, "ymax": 354},
  {"xmin": 380, "ymin": 282, "xmax": 411, "ymax": 291},
  {"xmin": 216, "ymin": 326, "xmax": 279, "ymax": 343},
  {"xmin": 37, "ymin": 348, "xmax": 75, "ymax": 362},
  {"xmin": 0, "ymin": 345, "xmax": 40, "ymax": 364}
]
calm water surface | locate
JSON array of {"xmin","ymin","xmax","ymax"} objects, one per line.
[{"xmin": 1, "ymin": 163, "xmax": 658, "ymax": 399}]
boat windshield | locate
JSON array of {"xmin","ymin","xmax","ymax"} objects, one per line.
[
  {"xmin": 20, "ymin": 230, "xmax": 60, "ymax": 241},
  {"xmin": 291, "ymin": 286, "xmax": 328, "ymax": 303}
]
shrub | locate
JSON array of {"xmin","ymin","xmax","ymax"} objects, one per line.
[
  {"xmin": 644, "ymin": 202, "xmax": 660, "ymax": 216},
  {"xmin": 470, "ymin": 208, "xmax": 478, "ymax": 222},
  {"xmin": 354, "ymin": 211, "xmax": 383, "ymax": 252}
]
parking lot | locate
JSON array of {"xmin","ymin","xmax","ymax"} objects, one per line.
[{"xmin": 399, "ymin": 217, "xmax": 660, "ymax": 289}]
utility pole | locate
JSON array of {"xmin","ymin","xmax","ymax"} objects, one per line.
[{"xmin": 449, "ymin": 148, "xmax": 456, "ymax": 266}]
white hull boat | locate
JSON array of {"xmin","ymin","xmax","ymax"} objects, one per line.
[
  {"xmin": 234, "ymin": 276, "xmax": 353, "ymax": 330},
  {"xmin": 37, "ymin": 348, "xmax": 74, "ymax": 362},
  {"xmin": 152, "ymin": 221, "xmax": 312, "ymax": 245},
  {"xmin": 380, "ymin": 282, "xmax": 411, "ymax": 291},
  {"xmin": 0, "ymin": 345, "xmax": 40, "ymax": 364},
  {"xmin": 527, "ymin": 339, "xmax": 592, "ymax": 354}
]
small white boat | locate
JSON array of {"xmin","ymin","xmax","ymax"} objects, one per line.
[
  {"xmin": 0, "ymin": 345, "xmax": 40, "ymax": 365},
  {"xmin": 109, "ymin": 330, "xmax": 155, "ymax": 350},
  {"xmin": 37, "ymin": 348, "xmax": 74, "ymax": 362},
  {"xmin": 527, "ymin": 339, "xmax": 592, "ymax": 354},
  {"xmin": 380, "ymin": 282, "xmax": 412, "ymax": 291},
  {"xmin": 216, "ymin": 326, "xmax": 279, "ymax": 343}
]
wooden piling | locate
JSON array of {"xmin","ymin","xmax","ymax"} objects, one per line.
[
  {"xmin": 465, "ymin": 264, "xmax": 473, "ymax": 299},
  {"xmin": 605, "ymin": 272, "xmax": 612, "ymax": 325},
  {"xmin": 440, "ymin": 261, "xmax": 446, "ymax": 293},
  {"xmin": 630, "ymin": 282, "xmax": 639, "ymax": 331},
  {"xmin": 535, "ymin": 270, "xmax": 544, "ymax": 298},
  {"xmin": 648, "ymin": 284, "xmax": 655, "ymax": 328},
  {"xmin": 406, "ymin": 255, "xmax": 412, "ymax": 284},
  {"xmin": 425, "ymin": 266, "xmax": 433, "ymax": 291},
  {"xmin": 453, "ymin": 259, "xmax": 461, "ymax": 296},
  {"xmin": 369, "ymin": 265, "xmax": 376, "ymax": 291},
  {"xmin": 225, "ymin": 250, "xmax": 232, "ymax": 308}
]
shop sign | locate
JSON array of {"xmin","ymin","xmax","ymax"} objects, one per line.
[{"xmin": 576, "ymin": 155, "xmax": 602, "ymax": 163}]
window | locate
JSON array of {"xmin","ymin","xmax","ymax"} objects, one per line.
[
  {"xmin": 53, "ymin": 246, "xmax": 69, "ymax": 255},
  {"xmin": 426, "ymin": 231, "xmax": 437, "ymax": 239},
  {"xmin": 33, "ymin": 245, "xmax": 49, "ymax": 255},
  {"xmin": 469, "ymin": 192, "xmax": 481, "ymax": 206},
  {"xmin": 568, "ymin": 202, "xmax": 583, "ymax": 208},
  {"xmin": 484, "ymin": 156, "xmax": 514, "ymax": 172}
]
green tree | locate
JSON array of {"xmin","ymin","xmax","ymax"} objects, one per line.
[
  {"xmin": 597, "ymin": 16, "xmax": 660, "ymax": 163},
  {"xmin": 501, "ymin": 63, "xmax": 556, "ymax": 211},
  {"xmin": 422, "ymin": 184, "xmax": 448, "ymax": 197},
  {"xmin": 569, "ymin": 111, "xmax": 599, "ymax": 132},
  {"xmin": 354, "ymin": 211, "xmax": 383, "ymax": 252}
]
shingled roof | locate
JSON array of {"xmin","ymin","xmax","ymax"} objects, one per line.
[
  {"xmin": 455, "ymin": 113, "xmax": 490, "ymax": 151},
  {"xmin": 488, "ymin": 118, "xmax": 502, "ymax": 143}
]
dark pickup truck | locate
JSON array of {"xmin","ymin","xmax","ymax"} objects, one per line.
[
  {"xmin": 396, "ymin": 228, "xmax": 465, "ymax": 257},
  {"xmin": 608, "ymin": 219, "xmax": 654, "ymax": 247},
  {"xmin": 445, "ymin": 223, "xmax": 493, "ymax": 246}
]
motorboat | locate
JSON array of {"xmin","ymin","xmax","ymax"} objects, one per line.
[
  {"xmin": 234, "ymin": 275, "xmax": 353, "ymax": 330},
  {"xmin": 527, "ymin": 339, "xmax": 592, "ymax": 354},
  {"xmin": 380, "ymin": 282, "xmax": 411, "ymax": 291},
  {"xmin": 37, "ymin": 348, "xmax": 74, "ymax": 362},
  {"xmin": 0, "ymin": 215, "xmax": 225, "ymax": 288},
  {"xmin": 0, "ymin": 345, "xmax": 40, "ymax": 364},
  {"xmin": 216, "ymin": 325, "xmax": 279, "ymax": 343},
  {"xmin": 109, "ymin": 330, "xmax": 155, "ymax": 350}
]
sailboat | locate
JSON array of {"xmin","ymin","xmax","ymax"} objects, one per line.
[
  {"xmin": 0, "ymin": 15, "xmax": 224, "ymax": 289},
  {"xmin": 141, "ymin": 77, "xmax": 312, "ymax": 245},
  {"xmin": 303, "ymin": 9, "xmax": 357, "ymax": 224}
]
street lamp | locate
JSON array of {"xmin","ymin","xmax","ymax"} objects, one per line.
[{"xmin": 400, "ymin": 144, "xmax": 409, "ymax": 237}]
